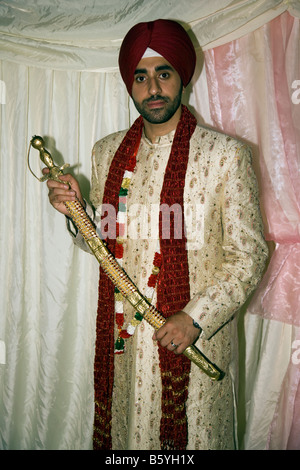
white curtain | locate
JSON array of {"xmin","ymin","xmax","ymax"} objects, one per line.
[
  {"xmin": 0, "ymin": 0, "xmax": 299, "ymax": 450},
  {"xmin": 1, "ymin": 0, "xmax": 300, "ymax": 70},
  {"xmin": 0, "ymin": 64, "xmax": 133, "ymax": 449}
]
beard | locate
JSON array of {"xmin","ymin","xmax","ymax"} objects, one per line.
[{"xmin": 132, "ymin": 82, "xmax": 184, "ymax": 124}]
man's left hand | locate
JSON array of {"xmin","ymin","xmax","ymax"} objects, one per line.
[{"xmin": 152, "ymin": 311, "xmax": 201, "ymax": 355}]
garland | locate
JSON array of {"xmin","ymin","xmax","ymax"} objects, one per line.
[
  {"xmin": 114, "ymin": 245, "xmax": 162, "ymax": 352},
  {"xmin": 113, "ymin": 154, "xmax": 162, "ymax": 353}
]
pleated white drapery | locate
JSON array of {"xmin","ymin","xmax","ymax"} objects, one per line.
[
  {"xmin": 0, "ymin": 0, "xmax": 299, "ymax": 450},
  {"xmin": 1, "ymin": 0, "xmax": 299, "ymax": 71}
]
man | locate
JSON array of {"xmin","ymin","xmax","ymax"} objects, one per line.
[{"xmin": 46, "ymin": 19, "xmax": 268, "ymax": 450}]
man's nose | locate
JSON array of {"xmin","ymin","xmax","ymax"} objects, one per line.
[{"xmin": 148, "ymin": 77, "xmax": 162, "ymax": 96}]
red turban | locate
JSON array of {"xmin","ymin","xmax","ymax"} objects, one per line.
[{"xmin": 118, "ymin": 19, "xmax": 196, "ymax": 95}]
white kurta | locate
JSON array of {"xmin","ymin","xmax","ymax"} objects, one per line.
[{"xmin": 74, "ymin": 123, "xmax": 268, "ymax": 450}]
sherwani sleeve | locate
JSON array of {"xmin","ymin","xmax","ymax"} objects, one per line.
[{"xmin": 184, "ymin": 144, "xmax": 268, "ymax": 340}]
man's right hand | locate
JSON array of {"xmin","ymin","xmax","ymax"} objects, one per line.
[{"xmin": 43, "ymin": 168, "xmax": 85, "ymax": 216}]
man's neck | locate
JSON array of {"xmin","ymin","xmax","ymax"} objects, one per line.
[{"xmin": 143, "ymin": 105, "xmax": 182, "ymax": 144}]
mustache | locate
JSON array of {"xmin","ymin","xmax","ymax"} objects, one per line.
[{"xmin": 144, "ymin": 95, "xmax": 169, "ymax": 103}]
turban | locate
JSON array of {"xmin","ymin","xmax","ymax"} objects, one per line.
[{"xmin": 118, "ymin": 19, "xmax": 196, "ymax": 95}]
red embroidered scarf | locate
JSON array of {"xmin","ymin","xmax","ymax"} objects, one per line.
[{"xmin": 93, "ymin": 105, "xmax": 197, "ymax": 450}]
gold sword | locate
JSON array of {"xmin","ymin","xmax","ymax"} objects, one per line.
[{"xmin": 28, "ymin": 135, "xmax": 224, "ymax": 381}]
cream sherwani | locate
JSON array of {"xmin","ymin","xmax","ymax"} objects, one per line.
[{"xmin": 73, "ymin": 123, "xmax": 268, "ymax": 450}]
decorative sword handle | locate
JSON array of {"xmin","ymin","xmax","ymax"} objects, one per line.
[{"xmin": 28, "ymin": 135, "xmax": 224, "ymax": 381}]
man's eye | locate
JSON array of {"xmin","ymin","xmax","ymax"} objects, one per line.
[
  {"xmin": 160, "ymin": 72, "xmax": 169, "ymax": 79},
  {"xmin": 135, "ymin": 76, "xmax": 146, "ymax": 82}
]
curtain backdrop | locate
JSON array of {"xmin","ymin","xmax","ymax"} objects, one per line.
[
  {"xmin": 1, "ymin": 0, "xmax": 299, "ymax": 70},
  {"xmin": 0, "ymin": 1, "xmax": 299, "ymax": 450},
  {"xmin": 203, "ymin": 12, "xmax": 300, "ymax": 449}
]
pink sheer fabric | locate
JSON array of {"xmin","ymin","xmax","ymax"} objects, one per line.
[
  {"xmin": 247, "ymin": 13, "xmax": 300, "ymax": 327},
  {"xmin": 204, "ymin": 11, "xmax": 300, "ymax": 326},
  {"xmin": 204, "ymin": 11, "xmax": 300, "ymax": 449}
]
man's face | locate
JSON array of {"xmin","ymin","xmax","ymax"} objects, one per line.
[{"xmin": 131, "ymin": 56, "xmax": 183, "ymax": 124}]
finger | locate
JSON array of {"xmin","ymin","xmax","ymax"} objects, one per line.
[
  {"xmin": 165, "ymin": 340, "xmax": 182, "ymax": 354},
  {"xmin": 47, "ymin": 178, "xmax": 70, "ymax": 190},
  {"xmin": 51, "ymin": 175, "xmax": 83, "ymax": 203},
  {"xmin": 48, "ymin": 188, "xmax": 76, "ymax": 205},
  {"xmin": 57, "ymin": 174, "xmax": 74, "ymax": 184},
  {"xmin": 50, "ymin": 189, "xmax": 76, "ymax": 201},
  {"xmin": 48, "ymin": 184, "xmax": 75, "ymax": 196},
  {"xmin": 153, "ymin": 321, "xmax": 170, "ymax": 340},
  {"xmin": 170, "ymin": 340, "xmax": 178, "ymax": 349},
  {"xmin": 45, "ymin": 173, "xmax": 75, "ymax": 188},
  {"xmin": 157, "ymin": 331, "xmax": 173, "ymax": 348},
  {"xmin": 168, "ymin": 341, "xmax": 184, "ymax": 355}
]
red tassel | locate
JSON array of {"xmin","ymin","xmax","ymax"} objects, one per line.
[{"xmin": 119, "ymin": 329, "xmax": 131, "ymax": 339}]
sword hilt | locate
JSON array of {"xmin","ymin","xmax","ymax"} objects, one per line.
[{"xmin": 28, "ymin": 135, "xmax": 70, "ymax": 183}]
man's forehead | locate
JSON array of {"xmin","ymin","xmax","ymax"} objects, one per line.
[{"xmin": 134, "ymin": 56, "xmax": 174, "ymax": 73}]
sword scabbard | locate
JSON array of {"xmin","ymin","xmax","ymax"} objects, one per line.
[{"xmin": 29, "ymin": 135, "xmax": 224, "ymax": 381}]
